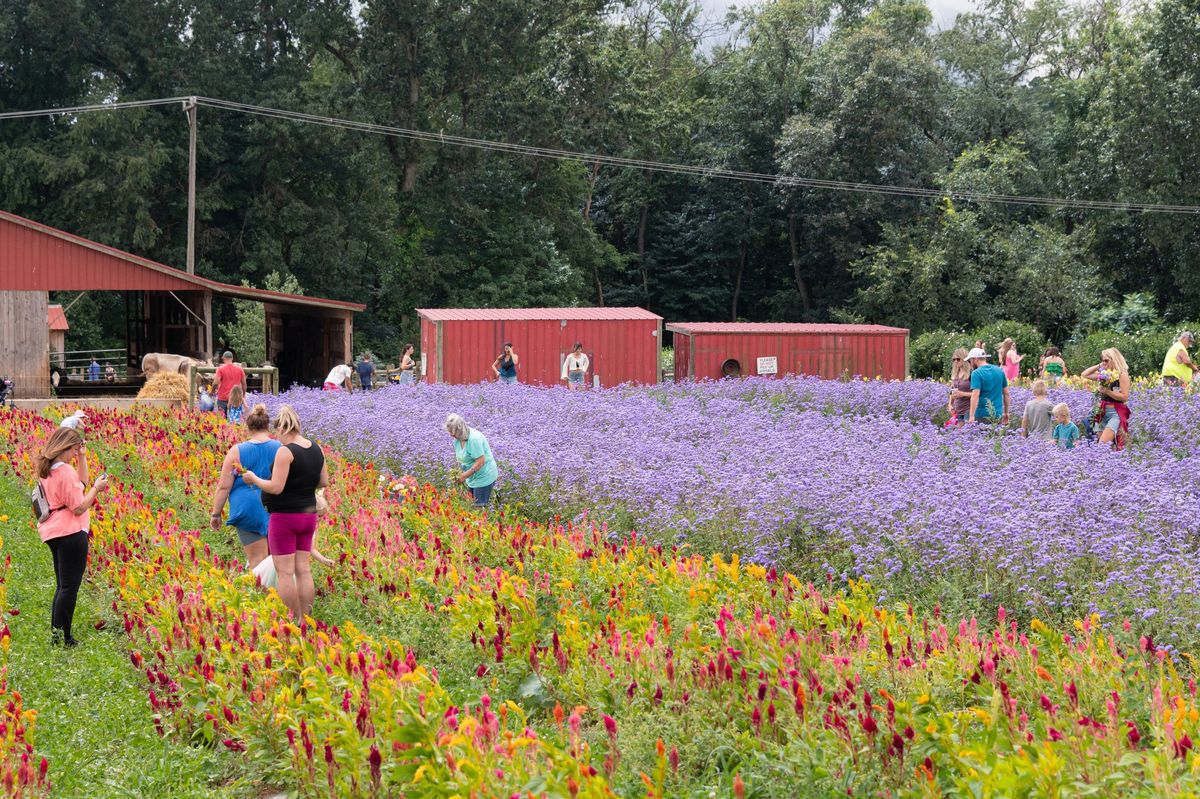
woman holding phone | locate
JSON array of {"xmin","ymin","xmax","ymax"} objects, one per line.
[{"xmin": 34, "ymin": 426, "xmax": 109, "ymax": 647}]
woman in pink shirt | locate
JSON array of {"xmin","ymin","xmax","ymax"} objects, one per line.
[
  {"xmin": 998, "ymin": 338, "xmax": 1023, "ymax": 383},
  {"xmin": 34, "ymin": 427, "xmax": 109, "ymax": 647}
]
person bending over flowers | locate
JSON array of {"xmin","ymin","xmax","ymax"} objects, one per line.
[{"xmin": 444, "ymin": 413, "xmax": 498, "ymax": 508}]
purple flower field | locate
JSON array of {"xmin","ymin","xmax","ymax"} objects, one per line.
[{"xmin": 271, "ymin": 377, "xmax": 1200, "ymax": 643}]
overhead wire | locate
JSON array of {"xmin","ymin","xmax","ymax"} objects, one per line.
[
  {"xmin": 2, "ymin": 95, "xmax": 1199, "ymax": 214},
  {"xmin": 0, "ymin": 97, "xmax": 191, "ymax": 120}
]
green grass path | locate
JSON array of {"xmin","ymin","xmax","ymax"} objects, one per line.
[{"xmin": 0, "ymin": 476, "xmax": 242, "ymax": 799}]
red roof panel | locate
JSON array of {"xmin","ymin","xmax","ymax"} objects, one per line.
[
  {"xmin": 47, "ymin": 304, "xmax": 69, "ymax": 331},
  {"xmin": 666, "ymin": 322, "xmax": 908, "ymax": 335},
  {"xmin": 0, "ymin": 210, "xmax": 365, "ymax": 312},
  {"xmin": 418, "ymin": 307, "xmax": 662, "ymax": 321}
]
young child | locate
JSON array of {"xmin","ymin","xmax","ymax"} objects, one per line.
[
  {"xmin": 226, "ymin": 385, "xmax": 248, "ymax": 424},
  {"xmin": 1021, "ymin": 380, "xmax": 1055, "ymax": 439},
  {"xmin": 1052, "ymin": 403, "xmax": 1080, "ymax": 449}
]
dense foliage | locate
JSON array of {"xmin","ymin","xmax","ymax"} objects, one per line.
[
  {"xmin": 7, "ymin": 405, "xmax": 1200, "ymax": 796},
  {"xmin": 2, "ymin": 0, "xmax": 1199, "ymax": 354}
]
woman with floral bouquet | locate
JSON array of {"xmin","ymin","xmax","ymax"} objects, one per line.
[{"xmin": 1080, "ymin": 348, "xmax": 1131, "ymax": 449}]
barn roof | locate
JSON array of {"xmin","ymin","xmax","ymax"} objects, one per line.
[
  {"xmin": 0, "ymin": 210, "xmax": 364, "ymax": 312},
  {"xmin": 417, "ymin": 307, "xmax": 662, "ymax": 321},
  {"xmin": 666, "ymin": 322, "xmax": 909, "ymax": 335},
  {"xmin": 47, "ymin": 304, "xmax": 69, "ymax": 331}
]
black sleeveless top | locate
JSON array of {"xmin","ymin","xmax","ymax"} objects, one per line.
[{"xmin": 263, "ymin": 442, "xmax": 325, "ymax": 514}]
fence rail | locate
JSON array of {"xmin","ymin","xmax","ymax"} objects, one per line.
[
  {"xmin": 187, "ymin": 365, "xmax": 280, "ymax": 408},
  {"xmin": 52, "ymin": 349, "xmax": 129, "ymax": 381}
]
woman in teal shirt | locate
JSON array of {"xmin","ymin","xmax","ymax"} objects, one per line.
[{"xmin": 444, "ymin": 413, "xmax": 498, "ymax": 507}]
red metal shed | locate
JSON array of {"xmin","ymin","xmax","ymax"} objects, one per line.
[
  {"xmin": 418, "ymin": 307, "xmax": 663, "ymax": 386},
  {"xmin": 667, "ymin": 322, "xmax": 910, "ymax": 381}
]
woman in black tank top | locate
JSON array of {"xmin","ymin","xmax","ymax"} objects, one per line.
[{"xmin": 240, "ymin": 405, "xmax": 329, "ymax": 620}]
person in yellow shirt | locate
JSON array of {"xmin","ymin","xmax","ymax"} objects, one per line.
[{"xmin": 1161, "ymin": 331, "xmax": 1198, "ymax": 387}]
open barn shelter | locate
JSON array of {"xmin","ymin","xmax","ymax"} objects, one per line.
[
  {"xmin": 418, "ymin": 307, "xmax": 663, "ymax": 387},
  {"xmin": 667, "ymin": 322, "xmax": 910, "ymax": 382},
  {"xmin": 0, "ymin": 210, "xmax": 364, "ymax": 397}
]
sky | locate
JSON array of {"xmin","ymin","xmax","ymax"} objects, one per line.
[{"xmin": 698, "ymin": 0, "xmax": 980, "ymax": 31}]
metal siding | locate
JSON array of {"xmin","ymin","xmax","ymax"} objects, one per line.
[
  {"xmin": 428, "ymin": 317, "xmax": 659, "ymax": 386},
  {"xmin": 673, "ymin": 333, "xmax": 691, "ymax": 381},
  {"xmin": 688, "ymin": 330, "xmax": 908, "ymax": 381}
]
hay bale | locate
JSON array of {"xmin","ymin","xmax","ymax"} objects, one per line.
[{"xmin": 136, "ymin": 372, "xmax": 190, "ymax": 400}]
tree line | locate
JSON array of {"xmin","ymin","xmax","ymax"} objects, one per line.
[{"xmin": 1, "ymin": 0, "xmax": 1197, "ymax": 356}]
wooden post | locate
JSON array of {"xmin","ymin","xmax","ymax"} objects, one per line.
[{"xmin": 187, "ymin": 364, "xmax": 197, "ymax": 408}]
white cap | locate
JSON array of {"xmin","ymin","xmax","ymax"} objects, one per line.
[
  {"xmin": 59, "ymin": 410, "xmax": 87, "ymax": 429},
  {"xmin": 966, "ymin": 348, "xmax": 990, "ymax": 360}
]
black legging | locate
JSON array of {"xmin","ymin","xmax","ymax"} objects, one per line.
[{"xmin": 47, "ymin": 531, "xmax": 88, "ymax": 642}]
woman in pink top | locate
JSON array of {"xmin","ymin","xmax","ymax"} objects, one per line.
[
  {"xmin": 998, "ymin": 338, "xmax": 1023, "ymax": 382},
  {"xmin": 34, "ymin": 427, "xmax": 109, "ymax": 647}
]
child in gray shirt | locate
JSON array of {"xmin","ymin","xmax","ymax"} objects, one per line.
[{"xmin": 1021, "ymin": 380, "xmax": 1055, "ymax": 440}]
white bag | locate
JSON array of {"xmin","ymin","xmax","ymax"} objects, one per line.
[{"xmin": 252, "ymin": 556, "xmax": 277, "ymax": 589}]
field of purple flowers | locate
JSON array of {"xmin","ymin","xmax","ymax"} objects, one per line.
[{"xmin": 274, "ymin": 377, "xmax": 1200, "ymax": 645}]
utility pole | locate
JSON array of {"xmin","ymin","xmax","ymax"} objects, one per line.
[{"xmin": 184, "ymin": 97, "xmax": 198, "ymax": 274}]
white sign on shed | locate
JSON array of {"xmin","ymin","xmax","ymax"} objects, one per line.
[{"xmin": 756, "ymin": 356, "xmax": 778, "ymax": 375}]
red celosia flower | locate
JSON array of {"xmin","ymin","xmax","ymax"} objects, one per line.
[
  {"xmin": 603, "ymin": 714, "xmax": 617, "ymax": 738},
  {"xmin": 1127, "ymin": 723, "xmax": 1141, "ymax": 747}
]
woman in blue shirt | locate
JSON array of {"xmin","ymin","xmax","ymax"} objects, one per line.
[
  {"xmin": 209, "ymin": 404, "xmax": 281, "ymax": 569},
  {"xmin": 444, "ymin": 413, "xmax": 498, "ymax": 507}
]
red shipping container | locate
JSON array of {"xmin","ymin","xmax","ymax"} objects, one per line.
[
  {"xmin": 418, "ymin": 307, "xmax": 663, "ymax": 386},
  {"xmin": 667, "ymin": 323, "xmax": 909, "ymax": 381}
]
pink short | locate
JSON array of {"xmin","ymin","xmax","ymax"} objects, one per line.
[
  {"xmin": 267, "ymin": 512, "xmax": 317, "ymax": 555},
  {"xmin": 322, "ymin": 382, "xmax": 340, "ymax": 391}
]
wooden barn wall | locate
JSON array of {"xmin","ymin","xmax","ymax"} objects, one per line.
[{"xmin": 0, "ymin": 291, "xmax": 50, "ymax": 397}]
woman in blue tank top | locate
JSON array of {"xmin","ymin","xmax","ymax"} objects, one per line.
[
  {"xmin": 492, "ymin": 343, "xmax": 519, "ymax": 384},
  {"xmin": 208, "ymin": 403, "xmax": 280, "ymax": 569}
]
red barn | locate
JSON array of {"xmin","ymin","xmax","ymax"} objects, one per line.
[
  {"xmin": 667, "ymin": 322, "xmax": 909, "ymax": 381},
  {"xmin": 0, "ymin": 210, "xmax": 364, "ymax": 396},
  {"xmin": 417, "ymin": 307, "xmax": 663, "ymax": 386}
]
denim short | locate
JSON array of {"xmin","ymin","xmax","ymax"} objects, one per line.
[
  {"xmin": 399, "ymin": 371, "xmax": 414, "ymax": 385},
  {"xmin": 499, "ymin": 375, "xmax": 517, "ymax": 385},
  {"xmin": 568, "ymin": 370, "xmax": 584, "ymax": 386},
  {"xmin": 469, "ymin": 481, "xmax": 495, "ymax": 507},
  {"xmin": 1101, "ymin": 406, "xmax": 1121, "ymax": 432},
  {"xmin": 236, "ymin": 527, "xmax": 267, "ymax": 547}
]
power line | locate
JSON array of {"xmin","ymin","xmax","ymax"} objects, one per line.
[
  {"xmin": 0, "ymin": 97, "xmax": 191, "ymax": 120},
  {"xmin": 3, "ymin": 95, "xmax": 1199, "ymax": 214}
]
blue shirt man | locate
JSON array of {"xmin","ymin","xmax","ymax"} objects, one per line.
[
  {"xmin": 967, "ymin": 348, "xmax": 1010, "ymax": 422},
  {"xmin": 356, "ymin": 356, "xmax": 375, "ymax": 390}
]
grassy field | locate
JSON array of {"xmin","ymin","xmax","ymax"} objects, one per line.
[{"xmin": 0, "ymin": 471, "xmax": 242, "ymax": 797}]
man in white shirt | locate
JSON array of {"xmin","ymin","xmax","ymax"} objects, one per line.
[{"xmin": 322, "ymin": 363, "xmax": 354, "ymax": 392}]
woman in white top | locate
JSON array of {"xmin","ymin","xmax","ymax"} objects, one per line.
[
  {"xmin": 322, "ymin": 363, "xmax": 353, "ymax": 392},
  {"xmin": 562, "ymin": 343, "xmax": 590, "ymax": 390}
]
